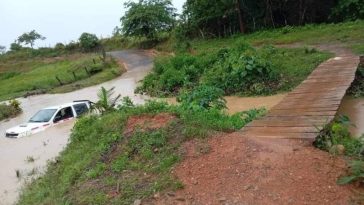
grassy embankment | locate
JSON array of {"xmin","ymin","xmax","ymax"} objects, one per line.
[
  {"xmin": 135, "ymin": 20, "xmax": 364, "ymax": 98},
  {"xmin": 0, "ymin": 52, "xmax": 125, "ymax": 101},
  {"xmin": 17, "ymin": 21, "xmax": 364, "ymax": 204},
  {"xmin": 17, "ymin": 100, "xmax": 265, "ymax": 205}
]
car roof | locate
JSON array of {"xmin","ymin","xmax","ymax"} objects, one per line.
[{"xmin": 43, "ymin": 101, "xmax": 89, "ymax": 110}]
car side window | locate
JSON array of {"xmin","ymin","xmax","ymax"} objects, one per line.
[
  {"xmin": 53, "ymin": 107, "xmax": 74, "ymax": 123},
  {"xmin": 73, "ymin": 103, "xmax": 88, "ymax": 116}
]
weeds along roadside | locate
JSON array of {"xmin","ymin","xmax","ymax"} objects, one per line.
[
  {"xmin": 314, "ymin": 115, "xmax": 364, "ymax": 187},
  {"xmin": 17, "ymin": 86, "xmax": 266, "ymax": 205},
  {"xmin": 136, "ymin": 42, "xmax": 331, "ymax": 98}
]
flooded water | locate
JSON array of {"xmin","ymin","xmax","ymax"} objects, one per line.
[
  {"xmin": 338, "ymin": 96, "xmax": 364, "ymax": 137},
  {"xmin": 0, "ymin": 50, "xmax": 153, "ymax": 205},
  {"xmin": 166, "ymin": 94, "xmax": 286, "ymax": 114}
]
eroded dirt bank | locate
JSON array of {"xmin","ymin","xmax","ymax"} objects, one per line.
[
  {"xmin": 0, "ymin": 50, "xmax": 153, "ymax": 205},
  {"xmin": 153, "ymin": 134, "xmax": 355, "ymax": 205}
]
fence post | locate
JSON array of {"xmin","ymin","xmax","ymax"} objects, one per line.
[
  {"xmin": 72, "ymin": 71, "xmax": 77, "ymax": 80},
  {"xmin": 55, "ymin": 76, "xmax": 63, "ymax": 85},
  {"xmin": 360, "ymin": 55, "xmax": 364, "ymax": 67},
  {"xmin": 84, "ymin": 66, "xmax": 91, "ymax": 76}
]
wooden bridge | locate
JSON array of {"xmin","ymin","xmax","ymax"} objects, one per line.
[{"xmin": 242, "ymin": 53, "xmax": 360, "ymax": 139}]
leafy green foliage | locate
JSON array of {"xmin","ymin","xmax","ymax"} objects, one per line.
[
  {"xmin": 92, "ymin": 87, "xmax": 121, "ymax": 114},
  {"xmin": 180, "ymin": 0, "xmax": 342, "ymax": 38},
  {"xmin": 0, "ymin": 99, "xmax": 22, "ymax": 121},
  {"xmin": 348, "ymin": 66, "xmax": 364, "ymax": 97},
  {"xmin": 121, "ymin": 0, "xmax": 176, "ymax": 39},
  {"xmin": 330, "ymin": 0, "xmax": 364, "ymax": 22},
  {"xmin": 17, "ymin": 100, "xmax": 264, "ymax": 204},
  {"xmin": 138, "ymin": 43, "xmax": 326, "ymax": 97},
  {"xmin": 201, "ymin": 45, "xmax": 279, "ymax": 95},
  {"xmin": 314, "ymin": 115, "xmax": 363, "ymax": 157},
  {"xmin": 337, "ymin": 160, "xmax": 364, "ymax": 185},
  {"xmin": 177, "ymin": 85, "xmax": 226, "ymax": 110},
  {"xmin": 10, "ymin": 42, "xmax": 23, "ymax": 52},
  {"xmin": 314, "ymin": 115, "xmax": 364, "ymax": 186},
  {"xmin": 79, "ymin": 33, "xmax": 99, "ymax": 51},
  {"xmin": 17, "ymin": 30, "xmax": 46, "ymax": 48}
]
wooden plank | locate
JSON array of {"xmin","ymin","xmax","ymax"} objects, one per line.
[{"xmin": 240, "ymin": 55, "xmax": 359, "ymax": 140}]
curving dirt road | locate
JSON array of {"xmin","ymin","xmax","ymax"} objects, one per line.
[{"xmin": 0, "ymin": 50, "xmax": 153, "ymax": 205}]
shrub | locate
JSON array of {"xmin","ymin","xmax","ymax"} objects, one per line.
[
  {"xmin": 55, "ymin": 43, "xmax": 65, "ymax": 50},
  {"xmin": 0, "ymin": 99, "xmax": 22, "ymax": 121},
  {"xmin": 137, "ymin": 43, "xmax": 280, "ymax": 97},
  {"xmin": 79, "ymin": 33, "xmax": 99, "ymax": 51},
  {"xmin": 201, "ymin": 45, "xmax": 279, "ymax": 95},
  {"xmin": 347, "ymin": 66, "xmax": 364, "ymax": 97},
  {"xmin": 330, "ymin": 0, "xmax": 364, "ymax": 22},
  {"xmin": 177, "ymin": 85, "xmax": 226, "ymax": 111}
]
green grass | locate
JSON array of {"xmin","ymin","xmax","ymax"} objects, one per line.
[
  {"xmin": 17, "ymin": 101, "xmax": 265, "ymax": 205},
  {"xmin": 158, "ymin": 20, "xmax": 364, "ymax": 54},
  {"xmin": 0, "ymin": 54, "xmax": 124, "ymax": 101},
  {"xmin": 137, "ymin": 45, "xmax": 332, "ymax": 97}
]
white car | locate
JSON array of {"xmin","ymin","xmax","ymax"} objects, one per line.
[{"xmin": 5, "ymin": 100, "xmax": 91, "ymax": 138}]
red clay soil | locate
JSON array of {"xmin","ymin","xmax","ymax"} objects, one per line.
[
  {"xmin": 151, "ymin": 133, "xmax": 358, "ymax": 205},
  {"xmin": 123, "ymin": 113, "xmax": 176, "ymax": 135}
]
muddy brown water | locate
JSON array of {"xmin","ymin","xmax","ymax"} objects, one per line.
[
  {"xmin": 166, "ymin": 94, "xmax": 287, "ymax": 115},
  {"xmin": 338, "ymin": 96, "xmax": 364, "ymax": 137},
  {"xmin": 0, "ymin": 50, "xmax": 153, "ymax": 205}
]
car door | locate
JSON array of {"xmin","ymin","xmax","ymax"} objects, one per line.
[
  {"xmin": 72, "ymin": 103, "xmax": 89, "ymax": 117},
  {"xmin": 53, "ymin": 106, "xmax": 74, "ymax": 124}
]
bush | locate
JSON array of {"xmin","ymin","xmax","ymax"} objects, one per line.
[
  {"xmin": 136, "ymin": 43, "xmax": 280, "ymax": 97},
  {"xmin": 330, "ymin": 0, "xmax": 364, "ymax": 22},
  {"xmin": 0, "ymin": 99, "xmax": 22, "ymax": 121},
  {"xmin": 347, "ymin": 66, "xmax": 364, "ymax": 97},
  {"xmin": 79, "ymin": 33, "xmax": 99, "ymax": 51},
  {"xmin": 201, "ymin": 45, "xmax": 279, "ymax": 95},
  {"xmin": 55, "ymin": 43, "xmax": 65, "ymax": 50},
  {"xmin": 177, "ymin": 85, "xmax": 226, "ymax": 111},
  {"xmin": 314, "ymin": 115, "xmax": 364, "ymax": 186}
]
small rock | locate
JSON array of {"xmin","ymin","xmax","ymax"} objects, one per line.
[
  {"xmin": 329, "ymin": 144, "xmax": 345, "ymax": 155},
  {"xmin": 176, "ymin": 197, "xmax": 186, "ymax": 201},
  {"xmin": 243, "ymin": 185, "xmax": 254, "ymax": 191},
  {"xmin": 153, "ymin": 193, "xmax": 160, "ymax": 199},
  {"xmin": 133, "ymin": 199, "xmax": 142, "ymax": 205},
  {"xmin": 167, "ymin": 192, "xmax": 176, "ymax": 197}
]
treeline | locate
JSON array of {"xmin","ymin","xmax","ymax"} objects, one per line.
[
  {"xmin": 179, "ymin": 0, "xmax": 364, "ymax": 38},
  {"xmin": 116, "ymin": 0, "xmax": 364, "ymax": 41}
]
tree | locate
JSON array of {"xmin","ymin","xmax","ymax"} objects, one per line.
[
  {"xmin": 0, "ymin": 45, "xmax": 5, "ymax": 54},
  {"xmin": 17, "ymin": 30, "xmax": 46, "ymax": 48},
  {"xmin": 10, "ymin": 42, "xmax": 22, "ymax": 52},
  {"xmin": 92, "ymin": 87, "xmax": 121, "ymax": 114},
  {"xmin": 121, "ymin": 0, "xmax": 176, "ymax": 39},
  {"xmin": 79, "ymin": 33, "xmax": 99, "ymax": 51},
  {"xmin": 180, "ymin": 0, "xmax": 338, "ymax": 38}
]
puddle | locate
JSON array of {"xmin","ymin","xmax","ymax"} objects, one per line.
[
  {"xmin": 224, "ymin": 95, "xmax": 286, "ymax": 114},
  {"xmin": 338, "ymin": 96, "xmax": 364, "ymax": 137},
  {"xmin": 166, "ymin": 94, "xmax": 286, "ymax": 114},
  {"xmin": 0, "ymin": 50, "xmax": 153, "ymax": 204}
]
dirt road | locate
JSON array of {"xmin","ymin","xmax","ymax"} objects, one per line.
[{"xmin": 0, "ymin": 50, "xmax": 153, "ymax": 205}]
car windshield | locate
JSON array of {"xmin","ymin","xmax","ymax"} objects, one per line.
[{"xmin": 29, "ymin": 109, "xmax": 57, "ymax": 123}]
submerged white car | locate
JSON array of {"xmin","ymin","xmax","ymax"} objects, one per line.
[{"xmin": 5, "ymin": 100, "xmax": 91, "ymax": 138}]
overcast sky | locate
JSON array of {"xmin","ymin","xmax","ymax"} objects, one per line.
[{"xmin": 0, "ymin": 0, "xmax": 185, "ymax": 49}]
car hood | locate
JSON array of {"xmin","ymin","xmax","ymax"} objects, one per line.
[{"xmin": 6, "ymin": 122, "xmax": 48, "ymax": 134}]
